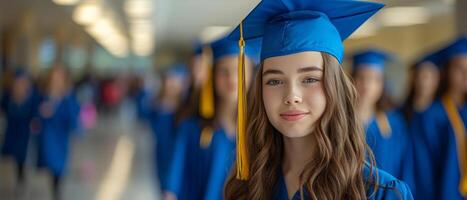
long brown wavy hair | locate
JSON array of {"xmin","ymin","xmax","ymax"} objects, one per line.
[{"xmin": 224, "ymin": 53, "xmax": 376, "ymax": 200}]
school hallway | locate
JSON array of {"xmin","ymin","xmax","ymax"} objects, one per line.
[{"xmin": 0, "ymin": 105, "xmax": 161, "ymax": 200}]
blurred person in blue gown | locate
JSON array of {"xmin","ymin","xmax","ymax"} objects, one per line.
[{"xmin": 34, "ymin": 66, "xmax": 80, "ymax": 200}]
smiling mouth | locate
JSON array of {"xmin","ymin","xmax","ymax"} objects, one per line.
[{"xmin": 279, "ymin": 111, "xmax": 310, "ymax": 121}]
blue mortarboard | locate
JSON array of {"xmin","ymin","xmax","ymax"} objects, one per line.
[
  {"xmin": 414, "ymin": 50, "xmax": 443, "ymax": 69},
  {"xmin": 438, "ymin": 36, "xmax": 467, "ymax": 66},
  {"xmin": 13, "ymin": 68, "xmax": 28, "ymax": 79},
  {"xmin": 211, "ymin": 35, "xmax": 261, "ymax": 64},
  {"xmin": 228, "ymin": 0, "xmax": 384, "ymax": 63},
  {"xmin": 352, "ymin": 49, "xmax": 390, "ymax": 72},
  {"xmin": 193, "ymin": 41, "xmax": 204, "ymax": 56},
  {"xmin": 165, "ymin": 63, "xmax": 188, "ymax": 79}
]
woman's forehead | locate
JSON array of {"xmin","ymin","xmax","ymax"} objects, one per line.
[{"xmin": 262, "ymin": 52, "xmax": 324, "ymax": 72}]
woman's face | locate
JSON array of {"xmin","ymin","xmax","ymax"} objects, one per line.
[
  {"xmin": 191, "ymin": 54, "xmax": 208, "ymax": 88},
  {"xmin": 49, "ymin": 68, "xmax": 67, "ymax": 96},
  {"xmin": 353, "ymin": 65, "xmax": 384, "ymax": 107},
  {"xmin": 447, "ymin": 55, "xmax": 467, "ymax": 94},
  {"xmin": 12, "ymin": 77, "xmax": 30, "ymax": 102},
  {"xmin": 262, "ymin": 51, "xmax": 326, "ymax": 138},
  {"xmin": 163, "ymin": 75, "xmax": 186, "ymax": 100},
  {"xmin": 214, "ymin": 55, "xmax": 253, "ymax": 104},
  {"xmin": 414, "ymin": 62, "xmax": 439, "ymax": 100}
]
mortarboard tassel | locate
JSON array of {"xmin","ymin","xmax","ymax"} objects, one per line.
[
  {"xmin": 199, "ymin": 46, "xmax": 215, "ymax": 119},
  {"xmin": 236, "ymin": 22, "xmax": 249, "ymax": 180},
  {"xmin": 441, "ymin": 95, "xmax": 467, "ymax": 195},
  {"xmin": 375, "ymin": 112, "xmax": 392, "ymax": 138},
  {"xmin": 199, "ymin": 46, "xmax": 215, "ymax": 148}
]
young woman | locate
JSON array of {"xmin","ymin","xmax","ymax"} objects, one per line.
[
  {"xmin": 400, "ymin": 51, "xmax": 441, "ymax": 200},
  {"xmin": 146, "ymin": 63, "xmax": 188, "ymax": 191},
  {"xmin": 423, "ymin": 37, "xmax": 467, "ymax": 200},
  {"xmin": 164, "ymin": 36, "xmax": 260, "ymax": 200},
  {"xmin": 1, "ymin": 69, "xmax": 38, "ymax": 185},
  {"xmin": 34, "ymin": 66, "xmax": 80, "ymax": 200},
  {"xmin": 351, "ymin": 49, "xmax": 414, "ymax": 191},
  {"xmin": 224, "ymin": 0, "xmax": 413, "ymax": 199}
]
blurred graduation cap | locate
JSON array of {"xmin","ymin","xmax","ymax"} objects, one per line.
[
  {"xmin": 164, "ymin": 63, "xmax": 188, "ymax": 79},
  {"xmin": 414, "ymin": 50, "xmax": 444, "ymax": 69},
  {"xmin": 438, "ymin": 36, "xmax": 467, "ymax": 66},
  {"xmin": 210, "ymin": 35, "xmax": 261, "ymax": 65},
  {"xmin": 228, "ymin": 0, "xmax": 384, "ymax": 180},
  {"xmin": 13, "ymin": 68, "xmax": 29, "ymax": 79},
  {"xmin": 352, "ymin": 49, "xmax": 391, "ymax": 72}
]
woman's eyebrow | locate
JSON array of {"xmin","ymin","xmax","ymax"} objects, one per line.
[
  {"xmin": 262, "ymin": 69, "xmax": 284, "ymax": 76},
  {"xmin": 297, "ymin": 66, "xmax": 322, "ymax": 73}
]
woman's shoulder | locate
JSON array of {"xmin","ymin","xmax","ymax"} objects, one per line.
[{"xmin": 364, "ymin": 166, "xmax": 414, "ymax": 200}]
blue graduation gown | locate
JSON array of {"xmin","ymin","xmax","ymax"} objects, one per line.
[
  {"xmin": 365, "ymin": 110, "xmax": 415, "ymax": 190},
  {"xmin": 36, "ymin": 94, "xmax": 80, "ymax": 177},
  {"xmin": 1, "ymin": 91, "xmax": 38, "ymax": 164},
  {"xmin": 273, "ymin": 166, "xmax": 413, "ymax": 200},
  {"xmin": 147, "ymin": 106, "xmax": 176, "ymax": 190},
  {"xmin": 423, "ymin": 100, "xmax": 466, "ymax": 199},
  {"xmin": 165, "ymin": 117, "xmax": 215, "ymax": 200},
  {"xmin": 405, "ymin": 109, "xmax": 436, "ymax": 200},
  {"xmin": 204, "ymin": 129, "xmax": 236, "ymax": 200},
  {"xmin": 135, "ymin": 89, "xmax": 150, "ymax": 120}
]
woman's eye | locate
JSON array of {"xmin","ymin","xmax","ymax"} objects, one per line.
[
  {"xmin": 303, "ymin": 78, "xmax": 318, "ymax": 84},
  {"xmin": 266, "ymin": 79, "xmax": 283, "ymax": 86}
]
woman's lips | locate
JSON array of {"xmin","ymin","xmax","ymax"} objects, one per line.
[{"xmin": 279, "ymin": 110, "xmax": 310, "ymax": 121}]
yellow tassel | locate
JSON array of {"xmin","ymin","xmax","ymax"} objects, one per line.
[
  {"xmin": 199, "ymin": 46, "xmax": 214, "ymax": 119},
  {"xmin": 199, "ymin": 126, "xmax": 214, "ymax": 148},
  {"xmin": 236, "ymin": 22, "xmax": 249, "ymax": 180},
  {"xmin": 441, "ymin": 95, "xmax": 467, "ymax": 196},
  {"xmin": 375, "ymin": 112, "xmax": 392, "ymax": 138}
]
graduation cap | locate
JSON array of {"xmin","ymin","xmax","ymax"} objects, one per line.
[
  {"xmin": 229, "ymin": 0, "xmax": 384, "ymax": 63},
  {"xmin": 413, "ymin": 50, "xmax": 444, "ymax": 69},
  {"xmin": 211, "ymin": 35, "xmax": 261, "ymax": 65},
  {"xmin": 438, "ymin": 36, "xmax": 467, "ymax": 66},
  {"xmin": 352, "ymin": 49, "xmax": 391, "ymax": 73},
  {"xmin": 228, "ymin": 0, "xmax": 384, "ymax": 180},
  {"xmin": 193, "ymin": 42, "xmax": 204, "ymax": 56},
  {"xmin": 13, "ymin": 68, "xmax": 28, "ymax": 79},
  {"xmin": 164, "ymin": 63, "xmax": 188, "ymax": 79}
]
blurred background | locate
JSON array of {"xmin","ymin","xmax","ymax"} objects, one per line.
[{"xmin": 0, "ymin": 0, "xmax": 465, "ymax": 199}]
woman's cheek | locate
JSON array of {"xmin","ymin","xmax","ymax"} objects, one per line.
[{"xmin": 263, "ymin": 87, "xmax": 281, "ymax": 112}]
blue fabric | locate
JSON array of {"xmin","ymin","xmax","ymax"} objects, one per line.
[
  {"xmin": 414, "ymin": 49, "xmax": 444, "ymax": 69},
  {"xmin": 36, "ymin": 93, "xmax": 80, "ymax": 177},
  {"xmin": 13, "ymin": 68, "xmax": 28, "ymax": 78},
  {"xmin": 204, "ymin": 129, "xmax": 236, "ymax": 200},
  {"xmin": 422, "ymin": 100, "xmax": 466, "ymax": 199},
  {"xmin": 438, "ymin": 36, "xmax": 467, "ymax": 66},
  {"xmin": 352, "ymin": 49, "xmax": 389, "ymax": 72},
  {"xmin": 147, "ymin": 106, "xmax": 177, "ymax": 191},
  {"xmin": 211, "ymin": 35, "xmax": 262, "ymax": 64},
  {"xmin": 1, "ymin": 89, "xmax": 39, "ymax": 164},
  {"xmin": 405, "ymin": 108, "xmax": 437, "ymax": 200},
  {"xmin": 273, "ymin": 166, "xmax": 413, "ymax": 199},
  {"xmin": 165, "ymin": 117, "xmax": 215, "ymax": 200},
  {"xmin": 135, "ymin": 89, "xmax": 150, "ymax": 120},
  {"xmin": 364, "ymin": 110, "xmax": 415, "ymax": 191},
  {"xmin": 194, "ymin": 41, "xmax": 204, "ymax": 56},
  {"xmin": 228, "ymin": 0, "xmax": 384, "ymax": 63},
  {"xmin": 165, "ymin": 63, "xmax": 189, "ymax": 79}
]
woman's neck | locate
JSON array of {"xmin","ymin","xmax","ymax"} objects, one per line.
[
  {"xmin": 358, "ymin": 103, "xmax": 375, "ymax": 124},
  {"xmin": 413, "ymin": 94, "xmax": 433, "ymax": 112},
  {"xmin": 282, "ymin": 134, "xmax": 316, "ymax": 199},
  {"xmin": 446, "ymin": 90, "xmax": 465, "ymax": 107},
  {"xmin": 217, "ymin": 100, "xmax": 236, "ymax": 138},
  {"xmin": 160, "ymin": 95, "xmax": 179, "ymax": 111}
]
